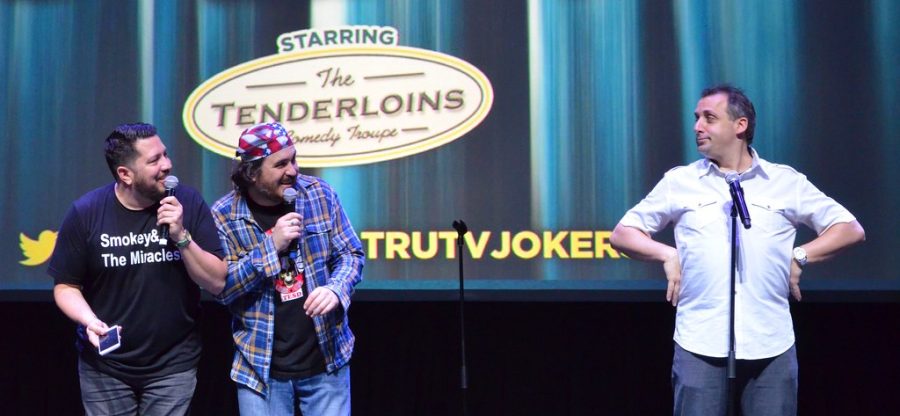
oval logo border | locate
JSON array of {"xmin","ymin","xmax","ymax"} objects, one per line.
[{"xmin": 183, "ymin": 46, "xmax": 494, "ymax": 167}]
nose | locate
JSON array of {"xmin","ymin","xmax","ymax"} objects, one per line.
[
  {"xmin": 693, "ymin": 118, "xmax": 704, "ymax": 134},
  {"xmin": 161, "ymin": 155, "xmax": 173, "ymax": 172},
  {"xmin": 286, "ymin": 160, "xmax": 298, "ymax": 176}
]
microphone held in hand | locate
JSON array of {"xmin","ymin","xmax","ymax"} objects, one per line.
[
  {"xmin": 725, "ymin": 172, "xmax": 751, "ymax": 229},
  {"xmin": 158, "ymin": 175, "xmax": 179, "ymax": 245},
  {"xmin": 283, "ymin": 187, "xmax": 299, "ymax": 259},
  {"xmin": 283, "ymin": 187, "xmax": 298, "ymax": 206}
]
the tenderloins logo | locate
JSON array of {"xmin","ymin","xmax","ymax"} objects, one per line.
[{"xmin": 183, "ymin": 26, "xmax": 493, "ymax": 167}]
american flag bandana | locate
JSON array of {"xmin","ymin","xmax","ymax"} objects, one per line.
[{"xmin": 235, "ymin": 122, "xmax": 295, "ymax": 161}]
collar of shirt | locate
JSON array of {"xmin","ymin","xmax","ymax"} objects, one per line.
[{"xmin": 696, "ymin": 146, "xmax": 770, "ymax": 182}]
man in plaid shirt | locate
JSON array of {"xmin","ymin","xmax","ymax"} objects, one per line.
[{"xmin": 211, "ymin": 122, "xmax": 364, "ymax": 415}]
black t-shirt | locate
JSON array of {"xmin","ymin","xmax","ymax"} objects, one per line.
[
  {"xmin": 245, "ymin": 196, "xmax": 326, "ymax": 379},
  {"xmin": 48, "ymin": 183, "xmax": 224, "ymax": 382}
]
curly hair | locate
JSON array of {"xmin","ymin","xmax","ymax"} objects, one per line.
[{"xmin": 230, "ymin": 158, "xmax": 265, "ymax": 195}]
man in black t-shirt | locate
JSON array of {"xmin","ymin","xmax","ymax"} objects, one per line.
[
  {"xmin": 48, "ymin": 123, "xmax": 226, "ymax": 416},
  {"xmin": 212, "ymin": 122, "xmax": 363, "ymax": 415}
]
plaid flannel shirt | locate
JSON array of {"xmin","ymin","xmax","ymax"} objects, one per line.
[{"xmin": 211, "ymin": 174, "xmax": 364, "ymax": 395}]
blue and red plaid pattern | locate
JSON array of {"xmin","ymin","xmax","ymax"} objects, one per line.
[{"xmin": 211, "ymin": 174, "xmax": 364, "ymax": 395}]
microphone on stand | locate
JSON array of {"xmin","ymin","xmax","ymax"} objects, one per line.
[
  {"xmin": 452, "ymin": 219, "xmax": 468, "ymax": 236},
  {"xmin": 725, "ymin": 172, "xmax": 751, "ymax": 229},
  {"xmin": 283, "ymin": 188, "xmax": 299, "ymax": 259},
  {"xmin": 724, "ymin": 172, "xmax": 749, "ymax": 412},
  {"xmin": 158, "ymin": 175, "xmax": 179, "ymax": 245},
  {"xmin": 452, "ymin": 219, "xmax": 469, "ymax": 415}
]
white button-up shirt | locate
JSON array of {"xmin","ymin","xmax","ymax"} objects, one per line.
[{"xmin": 620, "ymin": 151, "xmax": 856, "ymax": 359}]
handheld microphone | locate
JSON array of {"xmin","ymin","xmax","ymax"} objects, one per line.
[
  {"xmin": 283, "ymin": 188, "xmax": 299, "ymax": 259},
  {"xmin": 725, "ymin": 172, "xmax": 751, "ymax": 229},
  {"xmin": 158, "ymin": 175, "xmax": 179, "ymax": 245},
  {"xmin": 283, "ymin": 187, "xmax": 298, "ymax": 207}
]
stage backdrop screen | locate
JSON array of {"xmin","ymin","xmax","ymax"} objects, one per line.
[{"xmin": 2, "ymin": 1, "xmax": 897, "ymax": 301}]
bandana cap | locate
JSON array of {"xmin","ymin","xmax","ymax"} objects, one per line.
[{"xmin": 235, "ymin": 122, "xmax": 294, "ymax": 161}]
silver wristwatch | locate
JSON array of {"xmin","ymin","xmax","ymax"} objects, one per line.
[{"xmin": 792, "ymin": 247, "xmax": 808, "ymax": 267}]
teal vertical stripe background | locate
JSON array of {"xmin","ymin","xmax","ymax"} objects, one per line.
[
  {"xmin": 873, "ymin": 0, "xmax": 899, "ymax": 283},
  {"xmin": 0, "ymin": 0, "xmax": 896, "ymax": 291},
  {"xmin": 674, "ymin": 0, "xmax": 800, "ymax": 163},
  {"xmin": 529, "ymin": 0, "xmax": 644, "ymax": 229},
  {"xmin": 317, "ymin": 0, "xmax": 464, "ymax": 231},
  {"xmin": 528, "ymin": 0, "xmax": 644, "ymax": 279}
]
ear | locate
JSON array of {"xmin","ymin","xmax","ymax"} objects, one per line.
[
  {"xmin": 116, "ymin": 165, "xmax": 134, "ymax": 186},
  {"xmin": 249, "ymin": 160, "xmax": 268, "ymax": 184},
  {"xmin": 734, "ymin": 117, "xmax": 749, "ymax": 139}
]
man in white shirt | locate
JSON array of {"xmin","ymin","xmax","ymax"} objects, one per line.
[{"xmin": 610, "ymin": 85, "xmax": 865, "ymax": 415}]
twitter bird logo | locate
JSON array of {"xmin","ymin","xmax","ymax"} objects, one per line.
[{"xmin": 20, "ymin": 230, "xmax": 58, "ymax": 266}]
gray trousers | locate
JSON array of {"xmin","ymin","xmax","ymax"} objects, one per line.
[
  {"xmin": 672, "ymin": 343, "xmax": 798, "ymax": 416},
  {"xmin": 78, "ymin": 357, "xmax": 197, "ymax": 416}
]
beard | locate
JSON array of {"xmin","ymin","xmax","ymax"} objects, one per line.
[
  {"xmin": 251, "ymin": 176, "xmax": 296, "ymax": 206},
  {"xmin": 134, "ymin": 174, "xmax": 167, "ymax": 202}
]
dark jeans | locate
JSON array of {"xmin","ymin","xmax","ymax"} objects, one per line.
[
  {"xmin": 78, "ymin": 358, "xmax": 197, "ymax": 416},
  {"xmin": 672, "ymin": 343, "xmax": 798, "ymax": 416}
]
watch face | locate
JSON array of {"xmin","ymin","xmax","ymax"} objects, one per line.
[{"xmin": 793, "ymin": 247, "xmax": 807, "ymax": 265}]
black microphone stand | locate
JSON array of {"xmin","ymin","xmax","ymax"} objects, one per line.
[
  {"xmin": 726, "ymin": 177, "xmax": 751, "ymax": 416},
  {"xmin": 727, "ymin": 204, "xmax": 738, "ymax": 416},
  {"xmin": 452, "ymin": 220, "xmax": 469, "ymax": 416}
]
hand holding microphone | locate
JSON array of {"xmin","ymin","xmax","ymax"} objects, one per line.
[
  {"xmin": 272, "ymin": 214, "xmax": 302, "ymax": 253},
  {"xmin": 272, "ymin": 188, "xmax": 301, "ymax": 254},
  {"xmin": 158, "ymin": 176, "xmax": 181, "ymax": 245}
]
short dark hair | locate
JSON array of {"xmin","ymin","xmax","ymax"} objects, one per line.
[
  {"xmin": 701, "ymin": 84, "xmax": 756, "ymax": 145},
  {"xmin": 231, "ymin": 158, "xmax": 264, "ymax": 195},
  {"xmin": 104, "ymin": 123, "xmax": 158, "ymax": 180}
]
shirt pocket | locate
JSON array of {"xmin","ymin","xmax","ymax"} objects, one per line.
[
  {"xmin": 304, "ymin": 221, "xmax": 331, "ymax": 235},
  {"xmin": 678, "ymin": 198, "xmax": 723, "ymax": 232},
  {"xmin": 748, "ymin": 198, "xmax": 792, "ymax": 234},
  {"xmin": 302, "ymin": 221, "xmax": 332, "ymax": 280}
]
